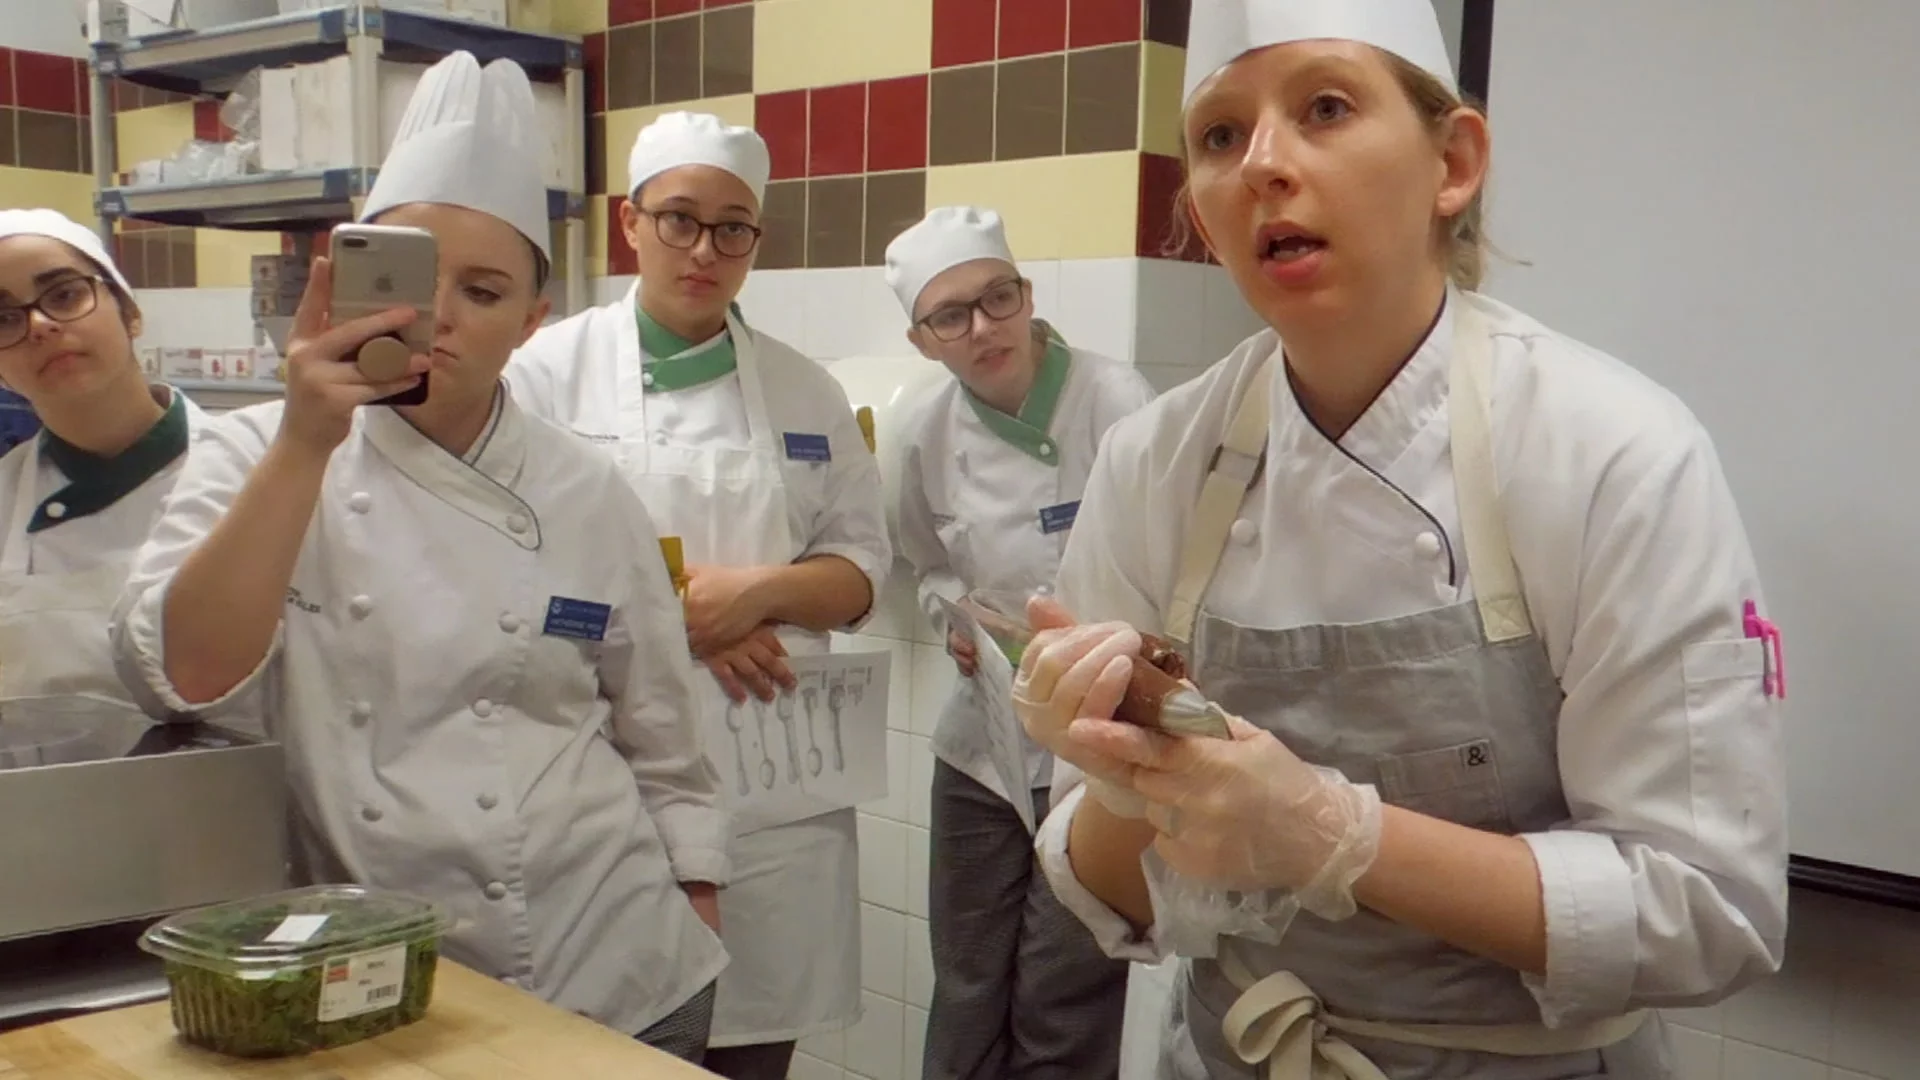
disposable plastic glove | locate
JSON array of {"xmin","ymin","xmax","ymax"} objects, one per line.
[
  {"xmin": 1072, "ymin": 712, "xmax": 1383, "ymax": 921},
  {"xmin": 1011, "ymin": 602, "xmax": 1148, "ymax": 817}
]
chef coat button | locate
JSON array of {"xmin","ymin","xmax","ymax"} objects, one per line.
[
  {"xmin": 498, "ymin": 612, "xmax": 521, "ymax": 633},
  {"xmin": 1229, "ymin": 518, "xmax": 1256, "ymax": 545},
  {"xmin": 361, "ymin": 806, "xmax": 383, "ymax": 823},
  {"xmin": 653, "ymin": 432, "xmax": 669, "ymax": 446},
  {"xmin": 348, "ymin": 491, "xmax": 371, "ymax": 513},
  {"xmin": 641, "ymin": 370, "xmax": 655, "ymax": 387},
  {"xmin": 350, "ymin": 700, "xmax": 372, "ymax": 726},
  {"xmin": 474, "ymin": 699, "xmax": 494, "ymax": 718},
  {"xmin": 1037, "ymin": 442, "xmax": 1054, "ymax": 458},
  {"xmin": 506, "ymin": 513, "xmax": 529, "ymax": 534},
  {"xmin": 485, "ymin": 881, "xmax": 508, "ymax": 901},
  {"xmin": 45, "ymin": 501, "xmax": 66, "ymax": 519},
  {"xmin": 348, "ymin": 595, "xmax": 373, "ymax": 619},
  {"xmin": 477, "ymin": 793, "xmax": 499, "ymax": 811},
  {"xmin": 1414, "ymin": 531, "xmax": 1441, "ymax": 558}
]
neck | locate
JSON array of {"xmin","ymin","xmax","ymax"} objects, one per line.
[
  {"xmin": 398, "ymin": 383, "xmax": 497, "ymax": 459},
  {"xmin": 1281, "ymin": 273, "xmax": 1449, "ymax": 438},
  {"xmin": 637, "ymin": 292, "xmax": 726, "ymax": 346},
  {"xmin": 974, "ymin": 331, "xmax": 1043, "ymax": 416},
  {"xmin": 41, "ymin": 369, "xmax": 164, "ymax": 457}
]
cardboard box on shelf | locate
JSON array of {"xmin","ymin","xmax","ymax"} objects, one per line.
[{"xmin": 159, "ymin": 348, "xmax": 207, "ymax": 380}]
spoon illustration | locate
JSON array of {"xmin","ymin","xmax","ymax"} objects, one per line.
[
  {"xmin": 722, "ymin": 700, "xmax": 751, "ymax": 796},
  {"xmin": 827, "ymin": 678, "xmax": 847, "ymax": 773},
  {"xmin": 775, "ymin": 692, "xmax": 801, "ymax": 783},
  {"xmin": 802, "ymin": 684, "xmax": 823, "ymax": 777},
  {"xmin": 754, "ymin": 700, "xmax": 776, "ymax": 790}
]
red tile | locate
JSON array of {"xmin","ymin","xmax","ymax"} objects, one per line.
[
  {"xmin": 807, "ymin": 83, "xmax": 867, "ymax": 177},
  {"xmin": 583, "ymin": 31, "xmax": 607, "ymax": 113},
  {"xmin": 15, "ymin": 50, "xmax": 78, "ymax": 114},
  {"xmin": 703, "ymin": 0, "xmax": 751, "ymax": 6},
  {"xmin": 754, "ymin": 90, "xmax": 808, "ymax": 182},
  {"xmin": 73, "ymin": 57, "xmax": 92, "ymax": 116},
  {"xmin": 1138, "ymin": 151, "xmax": 1209, "ymax": 262},
  {"xmin": 931, "ymin": 0, "xmax": 996, "ymax": 68},
  {"xmin": 1069, "ymin": 0, "xmax": 1140, "ymax": 48},
  {"xmin": 0, "ymin": 50, "xmax": 13, "ymax": 108},
  {"xmin": 866, "ymin": 75, "xmax": 927, "ymax": 172},
  {"xmin": 607, "ymin": 0, "xmax": 651, "ymax": 25},
  {"xmin": 654, "ymin": 0, "xmax": 700, "ymax": 15},
  {"xmin": 999, "ymin": 0, "xmax": 1066, "ymax": 58},
  {"xmin": 607, "ymin": 197, "xmax": 639, "ymax": 275},
  {"xmin": 193, "ymin": 98, "xmax": 232, "ymax": 142}
]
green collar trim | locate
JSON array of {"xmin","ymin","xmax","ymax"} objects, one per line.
[
  {"xmin": 964, "ymin": 326, "xmax": 1072, "ymax": 465},
  {"xmin": 32, "ymin": 388, "xmax": 187, "ymax": 533},
  {"xmin": 637, "ymin": 301, "xmax": 748, "ymax": 393}
]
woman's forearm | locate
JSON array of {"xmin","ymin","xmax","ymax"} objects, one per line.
[
  {"xmin": 162, "ymin": 440, "xmax": 328, "ymax": 704},
  {"xmin": 755, "ymin": 554, "xmax": 873, "ymax": 632},
  {"xmin": 1066, "ymin": 796, "xmax": 1161, "ymax": 930},
  {"xmin": 1352, "ymin": 804, "xmax": 1549, "ymax": 975}
]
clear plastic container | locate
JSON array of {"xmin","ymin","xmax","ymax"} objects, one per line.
[
  {"xmin": 139, "ymin": 885, "xmax": 452, "ymax": 1057},
  {"xmin": 0, "ymin": 697, "xmax": 147, "ymax": 770},
  {"xmin": 959, "ymin": 588, "xmax": 1039, "ymax": 666}
]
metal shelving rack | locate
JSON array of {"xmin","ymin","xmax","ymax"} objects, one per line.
[{"xmin": 85, "ymin": 2, "xmax": 589, "ymax": 397}]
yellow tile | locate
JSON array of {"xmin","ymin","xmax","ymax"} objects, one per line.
[
  {"xmin": 194, "ymin": 228, "xmax": 282, "ymax": 288},
  {"xmin": 114, "ymin": 102, "xmax": 195, "ymax": 173},
  {"xmin": 924, "ymin": 159, "xmax": 1069, "ymax": 261},
  {"xmin": 603, "ymin": 96, "xmax": 757, "ymax": 195},
  {"xmin": 0, "ymin": 167, "xmax": 97, "ymax": 224},
  {"xmin": 754, "ymin": 0, "xmax": 931, "ymax": 94},
  {"xmin": 588, "ymin": 195, "xmax": 609, "ymax": 277},
  {"xmin": 541, "ymin": 0, "xmax": 603, "ymax": 34},
  {"xmin": 1139, "ymin": 43, "xmax": 1187, "ymax": 159},
  {"xmin": 1053, "ymin": 151, "xmax": 1139, "ymax": 260}
]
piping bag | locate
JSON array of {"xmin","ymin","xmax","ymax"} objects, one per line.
[{"xmin": 1115, "ymin": 634, "xmax": 1233, "ymax": 739}]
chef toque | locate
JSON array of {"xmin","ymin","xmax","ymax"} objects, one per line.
[
  {"xmin": 627, "ymin": 111, "xmax": 771, "ymax": 208},
  {"xmin": 0, "ymin": 208, "xmax": 134, "ymax": 298},
  {"xmin": 1183, "ymin": 0, "xmax": 1456, "ymax": 106},
  {"xmin": 360, "ymin": 51, "xmax": 550, "ymax": 259},
  {"xmin": 883, "ymin": 206, "xmax": 1017, "ymax": 317}
]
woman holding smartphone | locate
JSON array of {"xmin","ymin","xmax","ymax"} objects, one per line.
[
  {"xmin": 111, "ymin": 52, "xmax": 730, "ymax": 1061},
  {"xmin": 0, "ymin": 208, "xmax": 206, "ymax": 705}
]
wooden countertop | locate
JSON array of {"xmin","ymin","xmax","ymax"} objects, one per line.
[{"xmin": 0, "ymin": 962, "xmax": 718, "ymax": 1078}]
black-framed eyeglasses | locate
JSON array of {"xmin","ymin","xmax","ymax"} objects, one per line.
[
  {"xmin": 0, "ymin": 274, "xmax": 105, "ymax": 350},
  {"xmin": 916, "ymin": 277, "xmax": 1028, "ymax": 343},
  {"xmin": 642, "ymin": 208, "xmax": 763, "ymax": 259}
]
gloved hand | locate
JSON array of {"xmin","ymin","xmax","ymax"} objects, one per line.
[
  {"xmin": 1072, "ymin": 711, "xmax": 1383, "ymax": 921},
  {"xmin": 1011, "ymin": 598, "xmax": 1149, "ymax": 817}
]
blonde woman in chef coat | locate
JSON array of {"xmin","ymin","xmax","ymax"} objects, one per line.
[
  {"xmin": 0, "ymin": 209, "xmax": 208, "ymax": 706},
  {"xmin": 1010, "ymin": 2, "xmax": 1790, "ymax": 1077},
  {"xmin": 111, "ymin": 54, "xmax": 730, "ymax": 1062},
  {"xmin": 886, "ymin": 206, "xmax": 1150, "ymax": 1080},
  {"xmin": 506, "ymin": 111, "xmax": 890, "ymax": 1079}
]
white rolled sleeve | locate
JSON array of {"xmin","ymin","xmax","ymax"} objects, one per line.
[
  {"xmin": 798, "ymin": 386, "xmax": 891, "ymax": 632},
  {"xmin": 1035, "ymin": 783, "xmax": 1172, "ymax": 964}
]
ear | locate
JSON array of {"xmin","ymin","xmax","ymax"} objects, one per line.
[
  {"xmin": 905, "ymin": 326, "xmax": 930, "ymax": 359},
  {"xmin": 1434, "ymin": 106, "xmax": 1490, "ymax": 219},
  {"xmin": 618, "ymin": 197, "xmax": 645, "ymax": 254},
  {"xmin": 518, "ymin": 296, "xmax": 553, "ymax": 344}
]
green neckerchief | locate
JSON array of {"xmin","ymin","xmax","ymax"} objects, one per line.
[
  {"xmin": 637, "ymin": 301, "xmax": 747, "ymax": 393},
  {"xmin": 964, "ymin": 323, "xmax": 1072, "ymax": 464},
  {"xmin": 31, "ymin": 388, "xmax": 187, "ymax": 533}
]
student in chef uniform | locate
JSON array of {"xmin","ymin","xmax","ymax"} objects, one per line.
[
  {"xmin": 110, "ymin": 53, "xmax": 730, "ymax": 1062},
  {"xmin": 885, "ymin": 205, "xmax": 1150, "ymax": 1080},
  {"xmin": 1010, "ymin": 2, "xmax": 1790, "ymax": 1077},
  {"xmin": 0, "ymin": 209, "xmax": 208, "ymax": 705},
  {"xmin": 505, "ymin": 111, "xmax": 890, "ymax": 1079}
]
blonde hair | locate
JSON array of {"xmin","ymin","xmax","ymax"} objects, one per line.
[{"xmin": 1167, "ymin": 49, "xmax": 1491, "ymax": 291}]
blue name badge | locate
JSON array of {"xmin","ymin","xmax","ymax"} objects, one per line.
[
  {"xmin": 783, "ymin": 432, "xmax": 832, "ymax": 463},
  {"xmin": 1039, "ymin": 500, "xmax": 1081, "ymax": 535},
  {"xmin": 543, "ymin": 597, "xmax": 612, "ymax": 642}
]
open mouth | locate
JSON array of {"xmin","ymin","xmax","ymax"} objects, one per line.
[{"xmin": 1258, "ymin": 225, "xmax": 1328, "ymax": 264}]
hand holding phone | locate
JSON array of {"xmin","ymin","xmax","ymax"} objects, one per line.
[
  {"xmin": 328, "ymin": 224, "xmax": 437, "ymax": 406},
  {"xmin": 275, "ymin": 253, "xmax": 430, "ymax": 459}
]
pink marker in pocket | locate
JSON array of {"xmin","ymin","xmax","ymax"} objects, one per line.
[{"xmin": 1743, "ymin": 600, "xmax": 1786, "ymax": 699}]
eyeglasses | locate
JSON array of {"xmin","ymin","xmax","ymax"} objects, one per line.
[
  {"xmin": 0, "ymin": 275, "xmax": 105, "ymax": 351},
  {"xmin": 916, "ymin": 278, "xmax": 1028, "ymax": 343},
  {"xmin": 641, "ymin": 208, "xmax": 763, "ymax": 259}
]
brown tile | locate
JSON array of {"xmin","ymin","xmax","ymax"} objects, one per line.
[
  {"xmin": 115, "ymin": 233, "xmax": 146, "ymax": 288},
  {"xmin": 701, "ymin": 6, "xmax": 753, "ymax": 98},
  {"xmin": 78, "ymin": 129, "xmax": 92, "ymax": 176},
  {"xmin": 994, "ymin": 55, "xmax": 1065, "ymax": 161},
  {"xmin": 1066, "ymin": 45, "xmax": 1139, "ymax": 155},
  {"xmin": 928, "ymin": 65, "xmax": 995, "ymax": 167},
  {"xmin": 863, "ymin": 171, "xmax": 925, "ymax": 267},
  {"xmin": 588, "ymin": 112, "xmax": 607, "ymax": 195},
  {"xmin": 16, "ymin": 109, "xmax": 80, "ymax": 173},
  {"xmin": 757, "ymin": 179, "xmax": 808, "ymax": 270},
  {"xmin": 606, "ymin": 23, "xmax": 653, "ymax": 110},
  {"xmin": 168, "ymin": 229, "xmax": 196, "ymax": 288},
  {"xmin": 0, "ymin": 108, "xmax": 15, "ymax": 168},
  {"xmin": 1144, "ymin": 0, "xmax": 1188, "ymax": 47},
  {"xmin": 805, "ymin": 176, "xmax": 864, "ymax": 269},
  {"xmin": 653, "ymin": 16, "xmax": 702, "ymax": 105}
]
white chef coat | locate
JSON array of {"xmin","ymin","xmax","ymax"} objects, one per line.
[
  {"xmin": 1037, "ymin": 289, "xmax": 1789, "ymax": 1027},
  {"xmin": 895, "ymin": 339, "xmax": 1155, "ymax": 801},
  {"xmin": 110, "ymin": 389, "xmax": 731, "ymax": 1037},
  {"xmin": 505, "ymin": 288, "xmax": 892, "ymax": 1045},
  {"xmin": 0, "ymin": 385, "xmax": 205, "ymax": 705}
]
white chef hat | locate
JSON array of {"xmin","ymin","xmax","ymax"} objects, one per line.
[
  {"xmin": 0, "ymin": 208, "xmax": 134, "ymax": 298},
  {"xmin": 361, "ymin": 51, "xmax": 550, "ymax": 259},
  {"xmin": 627, "ymin": 111, "xmax": 771, "ymax": 208},
  {"xmin": 1183, "ymin": 0, "xmax": 1456, "ymax": 106},
  {"xmin": 882, "ymin": 206, "xmax": 1017, "ymax": 317}
]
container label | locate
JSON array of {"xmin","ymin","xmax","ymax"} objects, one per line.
[
  {"xmin": 317, "ymin": 943, "xmax": 407, "ymax": 1023},
  {"xmin": 264, "ymin": 914, "xmax": 330, "ymax": 944}
]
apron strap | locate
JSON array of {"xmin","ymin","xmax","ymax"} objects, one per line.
[
  {"xmin": 1216, "ymin": 947, "xmax": 1645, "ymax": 1079},
  {"xmin": 1446, "ymin": 302, "xmax": 1535, "ymax": 643},
  {"xmin": 1166, "ymin": 359, "xmax": 1274, "ymax": 647}
]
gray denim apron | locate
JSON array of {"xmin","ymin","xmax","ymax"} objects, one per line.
[{"xmin": 1159, "ymin": 300, "xmax": 1673, "ymax": 1079}]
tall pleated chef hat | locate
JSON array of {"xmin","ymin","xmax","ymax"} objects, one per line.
[
  {"xmin": 627, "ymin": 111, "xmax": 771, "ymax": 208},
  {"xmin": 0, "ymin": 209, "xmax": 134, "ymax": 298},
  {"xmin": 1183, "ymin": 0, "xmax": 1456, "ymax": 106},
  {"xmin": 883, "ymin": 206, "xmax": 1017, "ymax": 317},
  {"xmin": 360, "ymin": 51, "xmax": 550, "ymax": 259}
]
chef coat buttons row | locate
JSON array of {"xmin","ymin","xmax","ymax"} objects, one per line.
[
  {"xmin": 348, "ymin": 491, "xmax": 372, "ymax": 514},
  {"xmin": 474, "ymin": 699, "xmax": 494, "ymax": 718},
  {"xmin": 506, "ymin": 513, "xmax": 530, "ymax": 535},
  {"xmin": 44, "ymin": 501, "xmax": 66, "ymax": 520},
  {"xmin": 362, "ymin": 806, "xmax": 382, "ymax": 823},
  {"xmin": 641, "ymin": 370, "xmax": 655, "ymax": 388},
  {"xmin": 1414, "ymin": 531, "xmax": 1442, "ymax": 558},
  {"xmin": 498, "ymin": 612, "xmax": 521, "ymax": 634},
  {"xmin": 1230, "ymin": 518, "xmax": 1257, "ymax": 545},
  {"xmin": 350, "ymin": 700, "xmax": 372, "ymax": 726},
  {"xmin": 477, "ymin": 793, "xmax": 499, "ymax": 811},
  {"xmin": 349, "ymin": 595, "xmax": 373, "ymax": 619},
  {"xmin": 485, "ymin": 881, "xmax": 508, "ymax": 901}
]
